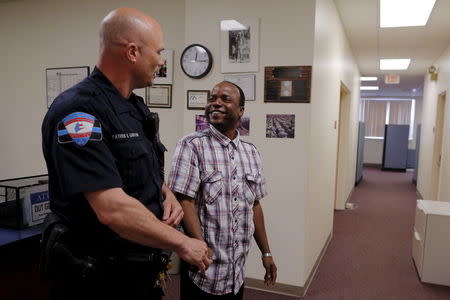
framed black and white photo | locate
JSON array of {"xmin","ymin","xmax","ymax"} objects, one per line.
[
  {"xmin": 224, "ymin": 74, "xmax": 255, "ymax": 101},
  {"xmin": 46, "ymin": 66, "xmax": 90, "ymax": 108},
  {"xmin": 187, "ymin": 90, "xmax": 210, "ymax": 110},
  {"xmin": 146, "ymin": 84, "xmax": 172, "ymax": 108},
  {"xmin": 154, "ymin": 49, "xmax": 174, "ymax": 84},
  {"xmin": 220, "ymin": 18, "xmax": 259, "ymax": 73}
]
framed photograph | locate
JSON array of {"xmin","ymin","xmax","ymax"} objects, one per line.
[
  {"xmin": 195, "ymin": 115, "xmax": 209, "ymax": 132},
  {"xmin": 224, "ymin": 74, "xmax": 255, "ymax": 101},
  {"xmin": 146, "ymin": 84, "xmax": 172, "ymax": 108},
  {"xmin": 220, "ymin": 18, "xmax": 259, "ymax": 73},
  {"xmin": 266, "ymin": 114, "xmax": 295, "ymax": 139},
  {"xmin": 187, "ymin": 90, "xmax": 210, "ymax": 110},
  {"xmin": 46, "ymin": 66, "xmax": 90, "ymax": 108},
  {"xmin": 264, "ymin": 66, "xmax": 312, "ymax": 103},
  {"xmin": 238, "ymin": 115, "xmax": 250, "ymax": 136},
  {"xmin": 154, "ymin": 49, "xmax": 174, "ymax": 84}
]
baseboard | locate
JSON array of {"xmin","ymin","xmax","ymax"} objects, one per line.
[
  {"xmin": 416, "ymin": 189, "xmax": 423, "ymax": 200},
  {"xmin": 245, "ymin": 232, "xmax": 333, "ymax": 298},
  {"xmin": 363, "ymin": 163, "xmax": 381, "ymax": 168}
]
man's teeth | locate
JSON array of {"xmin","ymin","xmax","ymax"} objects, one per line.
[{"xmin": 211, "ymin": 111, "xmax": 223, "ymax": 116}]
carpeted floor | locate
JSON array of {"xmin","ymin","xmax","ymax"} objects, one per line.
[{"xmin": 164, "ymin": 167, "xmax": 450, "ymax": 299}]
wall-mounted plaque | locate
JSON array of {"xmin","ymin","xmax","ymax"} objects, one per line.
[{"xmin": 264, "ymin": 66, "xmax": 311, "ymax": 103}]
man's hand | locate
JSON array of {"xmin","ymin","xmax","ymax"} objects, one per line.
[
  {"xmin": 162, "ymin": 186, "xmax": 184, "ymax": 227},
  {"xmin": 178, "ymin": 237, "xmax": 212, "ymax": 274},
  {"xmin": 262, "ymin": 256, "xmax": 277, "ymax": 285}
]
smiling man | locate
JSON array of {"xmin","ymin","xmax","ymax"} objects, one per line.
[{"xmin": 169, "ymin": 81, "xmax": 277, "ymax": 299}]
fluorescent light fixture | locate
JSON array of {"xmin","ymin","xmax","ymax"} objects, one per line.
[
  {"xmin": 220, "ymin": 20, "xmax": 247, "ymax": 31},
  {"xmin": 380, "ymin": 0, "xmax": 436, "ymax": 28},
  {"xmin": 360, "ymin": 77, "xmax": 378, "ymax": 81},
  {"xmin": 380, "ymin": 59, "xmax": 411, "ymax": 70},
  {"xmin": 360, "ymin": 86, "xmax": 379, "ymax": 90}
]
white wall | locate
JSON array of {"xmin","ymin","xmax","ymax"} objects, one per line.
[
  {"xmin": 0, "ymin": 0, "xmax": 186, "ymax": 180},
  {"xmin": 417, "ymin": 44, "xmax": 450, "ymax": 201},
  {"xmin": 306, "ymin": 0, "xmax": 360, "ymax": 280}
]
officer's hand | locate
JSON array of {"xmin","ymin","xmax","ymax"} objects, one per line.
[
  {"xmin": 262, "ymin": 256, "xmax": 277, "ymax": 285},
  {"xmin": 162, "ymin": 189, "xmax": 184, "ymax": 227},
  {"xmin": 178, "ymin": 237, "xmax": 212, "ymax": 274}
]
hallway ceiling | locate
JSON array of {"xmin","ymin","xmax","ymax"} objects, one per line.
[{"xmin": 335, "ymin": 0, "xmax": 450, "ymax": 98}]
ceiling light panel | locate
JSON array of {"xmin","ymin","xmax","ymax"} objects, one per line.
[
  {"xmin": 380, "ymin": 0, "xmax": 436, "ymax": 28},
  {"xmin": 360, "ymin": 77, "xmax": 378, "ymax": 81},
  {"xmin": 380, "ymin": 59, "xmax": 411, "ymax": 70},
  {"xmin": 360, "ymin": 86, "xmax": 379, "ymax": 90}
]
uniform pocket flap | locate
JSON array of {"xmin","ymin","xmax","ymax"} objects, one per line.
[{"xmin": 113, "ymin": 141, "xmax": 149, "ymax": 159}]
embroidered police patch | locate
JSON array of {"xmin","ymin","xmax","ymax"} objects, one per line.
[{"xmin": 57, "ymin": 112, "xmax": 102, "ymax": 146}]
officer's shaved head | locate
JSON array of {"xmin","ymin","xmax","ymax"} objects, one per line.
[{"xmin": 99, "ymin": 7, "xmax": 160, "ymax": 52}]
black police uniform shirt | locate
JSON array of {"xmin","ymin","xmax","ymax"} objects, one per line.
[{"xmin": 42, "ymin": 67, "xmax": 166, "ymax": 252}]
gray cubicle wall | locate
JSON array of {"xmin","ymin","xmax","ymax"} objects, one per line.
[
  {"xmin": 413, "ymin": 124, "xmax": 421, "ymax": 183},
  {"xmin": 355, "ymin": 122, "xmax": 365, "ymax": 184},
  {"xmin": 382, "ymin": 124, "xmax": 409, "ymax": 171}
]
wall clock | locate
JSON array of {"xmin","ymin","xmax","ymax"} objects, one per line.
[{"xmin": 180, "ymin": 44, "xmax": 213, "ymax": 79}]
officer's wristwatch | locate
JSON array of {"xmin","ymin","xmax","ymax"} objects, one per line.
[{"xmin": 261, "ymin": 253, "xmax": 272, "ymax": 259}]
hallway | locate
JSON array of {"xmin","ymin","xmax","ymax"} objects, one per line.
[{"xmin": 303, "ymin": 167, "xmax": 450, "ymax": 299}]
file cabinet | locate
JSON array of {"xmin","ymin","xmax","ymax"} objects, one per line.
[{"xmin": 412, "ymin": 200, "xmax": 450, "ymax": 286}]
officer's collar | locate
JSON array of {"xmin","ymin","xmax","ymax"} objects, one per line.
[
  {"xmin": 209, "ymin": 124, "xmax": 240, "ymax": 149},
  {"xmin": 89, "ymin": 67, "xmax": 137, "ymax": 115}
]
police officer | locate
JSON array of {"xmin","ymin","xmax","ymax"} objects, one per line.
[{"xmin": 41, "ymin": 7, "xmax": 211, "ymax": 300}]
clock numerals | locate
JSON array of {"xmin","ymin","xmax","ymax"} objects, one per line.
[{"xmin": 180, "ymin": 44, "xmax": 213, "ymax": 79}]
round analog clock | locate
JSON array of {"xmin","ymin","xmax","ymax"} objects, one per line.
[{"xmin": 180, "ymin": 44, "xmax": 213, "ymax": 79}]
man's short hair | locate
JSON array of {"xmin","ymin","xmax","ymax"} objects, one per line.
[{"xmin": 223, "ymin": 81, "xmax": 245, "ymax": 107}]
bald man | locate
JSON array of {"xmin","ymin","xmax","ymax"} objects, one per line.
[{"xmin": 41, "ymin": 7, "xmax": 211, "ymax": 300}]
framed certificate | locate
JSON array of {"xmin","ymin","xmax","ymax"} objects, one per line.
[
  {"xmin": 146, "ymin": 84, "xmax": 172, "ymax": 108},
  {"xmin": 224, "ymin": 74, "xmax": 255, "ymax": 101},
  {"xmin": 187, "ymin": 90, "xmax": 210, "ymax": 110},
  {"xmin": 46, "ymin": 66, "xmax": 90, "ymax": 108}
]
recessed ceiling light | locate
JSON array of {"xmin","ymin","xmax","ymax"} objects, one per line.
[
  {"xmin": 380, "ymin": 0, "xmax": 436, "ymax": 28},
  {"xmin": 220, "ymin": 20, "xmax": 247, "ymax": 31},
  {"xmin": 380, "ymin": 59, "xmax": 411, "ymax": 70},
  {"xmin": 360, "ymin": 86, "xmax": 379, "ymax": 90},
  {"xmin": 360, "ymin": 77, "xmax": 378, "ymax": 81}
]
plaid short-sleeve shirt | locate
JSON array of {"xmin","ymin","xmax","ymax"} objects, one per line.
[{"xmin": 168, "ymin": 125, "xmax": 267, "ymax": 295}]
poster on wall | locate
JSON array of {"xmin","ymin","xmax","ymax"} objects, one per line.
[
  {"xmin": 264, "ymin": 66, "xmax": 311, "ymax": 103},
  {"xmin": 220, "ymin": 18, "xmax": 259, "ymax": 73},
  {"xmin": 266, "ymin": 114, "xmax": 295, "ymax": 138}
]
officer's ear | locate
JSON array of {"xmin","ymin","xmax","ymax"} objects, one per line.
[{"xmin": 126, "ymin": 42, "xmax": 139, "ymax": 63}]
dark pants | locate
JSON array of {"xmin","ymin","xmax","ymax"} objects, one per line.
[
  {"xmin": 49, "ymin": 255, "xmax": 163, "ymax": 300},
  {"xmin": 180, "ymin": 269, "xmax": 244, "ymax": 300}
]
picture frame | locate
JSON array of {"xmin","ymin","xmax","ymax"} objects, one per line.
[
  {"xmin": 146, "ymin": 84, "xmax": 172, "ymax": 108},
  {"xmin": 220, "ymin": 18, "xmax": 259, "ymax": 73},
  {"xmin": 264, "ymin": 66, "xmax": 312, "ymax": 103},
  {"xmin": 46, "ymin": 66, "xmax": 90, "ymax": 108},
  {"xmin": 154, "ymin": 49, "xmax": 174, "ymax": 84},
  {"xmin": 187, "ymin": 90, "xmax": 210, "ymax": 110},
  {"xmin": 224, "ymin": 74, "xmax": 255, "ymax": 101}
]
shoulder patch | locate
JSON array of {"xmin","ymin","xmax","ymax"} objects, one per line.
[{"xmin": 57, "ymin": 112, "xmax": 102, "ymax": 146}]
